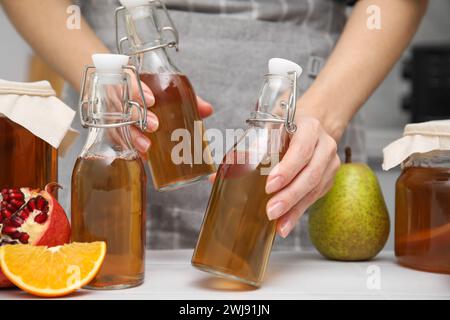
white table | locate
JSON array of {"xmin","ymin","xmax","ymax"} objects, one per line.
[{"xmin": 1, "ymin": 250, "xmax": 449, "ymax": 300}]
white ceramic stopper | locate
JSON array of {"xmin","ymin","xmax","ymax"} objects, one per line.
[
  {"xmin": 268, "ymin": 58, "xmax": 303, "ymax": 78},
  {"xmin": 92, "ymin": 54, "xmax": 129, "ymax": 74}
]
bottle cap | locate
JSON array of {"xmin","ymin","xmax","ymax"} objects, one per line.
[
  {"xmin": 268, "ymin": 58, "xmax": 303, "ymax": 78},
  {"xmin": 92, "ymin": 54, "xmax": 129, "ymax": 74}
]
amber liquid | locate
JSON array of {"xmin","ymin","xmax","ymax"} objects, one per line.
[
  {"xmin": 71, "ymin": 156, "xmax": 146, "ymax": 289},
  {"xmin": 192, "ymin": 150, "xmax": 283, "ymax": 287},
  {"xmin": 140, "ymin": 73, "xmax": 215, "ymax": 191},
  {"xmin": 395, "ymin": 167, "xmax": 450, "ymax": 274},
  {"xmin": 0, "ymin": 116, "xmax": 57, "ymax": 189}
]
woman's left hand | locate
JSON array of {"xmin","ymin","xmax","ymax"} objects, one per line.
[{"xmin": 265, "ymin": 115, "xmax": 341, "ymax": 238}]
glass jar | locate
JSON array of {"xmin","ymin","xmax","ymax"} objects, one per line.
[
  {"xmin": 395, "ymin": 150, "xmax": 450, "ymax": 274},
  {"xmin": 192, "ymin": 59, "xmax": 302, "ymax": 287},
  {"xmin": 0, "ymin": 115, "xmax": 57, "ymax": 190},
  {"xmin": 115, "ymin": 0, "xmax": 215, "ymax": 191}
]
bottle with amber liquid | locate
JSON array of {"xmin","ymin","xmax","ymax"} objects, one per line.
[
  {"xmin": 115, "ymin": 0, "xmax": 215, "ymax": 191},
  {"xmin": 192, "ymin": 59, "xmax": 302, "ymax": 287},
  {"xmin": 71, "ymin": 54, "xmax": 148, "ymax": 289}
]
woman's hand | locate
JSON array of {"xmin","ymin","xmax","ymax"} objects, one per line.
[
  {"xmin": 129, "ymin": 80, "xmax": 214, "ymax": 158},
  {"xmin": 265, "ymin": 115, "xmax": 341, "ymax": 238}
]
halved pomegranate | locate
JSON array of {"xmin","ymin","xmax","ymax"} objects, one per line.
[{"xmin": 0, "ymin": 183, "xmax": 71, "ymax": 287}]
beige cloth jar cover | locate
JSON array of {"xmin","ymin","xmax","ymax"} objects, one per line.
[
  {"xmin": 0, "ymin": 79, "xmax": 77, "ymax": 154},
  {"xmin": 383, "ymin": 120, "xmax": 450, "ymax": 170}
]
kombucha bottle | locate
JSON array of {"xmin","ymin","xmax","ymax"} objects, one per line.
[
  {"xmin": 192, "ymin": 59, "xmax": 303, "ymax": 287},
  {"xmin": 71, "ymin": 54, "xmax": 148, "ymax": 289},
  {"xmin": 115, "ymin": 0, "xmax": 216, "ymax": 191}
]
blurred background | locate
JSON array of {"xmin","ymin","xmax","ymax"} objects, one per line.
[{"xmin": 0, "ymin": 1, "xmax": 449, "ymax": 249}]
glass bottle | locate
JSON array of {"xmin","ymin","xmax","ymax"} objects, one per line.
[
  {"xmin": 115, "ymin": 0, "xmax": 216, "ymax": 191},
  {"xmin": 192, "ymin": 59, "xmax": 302, "ymax": 287},
  {"xmin": 395, "ymin": 150, "xmax": 450, "ymax": 274},
  {"xmin": 71, "ymin": 54, "xmax": 148, "ymax": 289}
]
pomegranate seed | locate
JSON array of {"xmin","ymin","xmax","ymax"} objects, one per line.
[
  {"xmin": 36, "ymin": 196, "xmax": 47, "ymax": 211},
  {"xmin": 19, "ymin": 209, "xmax": 30, "ymax": 219},
  {"xmin": 0, "ymin": 188, "xmax": 7, "ymax": 195},
  {"xmin": 2, "ymin": 209, "xmax": 12, "ymax": 219},
  {"xmin": 10, "ymin": 216, "xmax": 24, "ymax": 228},
  {"xmin": 19, "ymin": 233, "xmax": 29, "ymax": 244},
  {"xmin": 10, "ymin": 231, "xmax": 21, "ymax": 240},
  {"xmin": 1, "ymin": 201, "xmax": 7, "ymax": 207},
  {"xmin": 10, "ymin": 192, "xmax": 24, "ymax": 200},
  {"xmin": 27, "ymin": 198, "xmax": 36, "ymax": 211},
  {"xmin": 10, "ymin": 199, "xmax": 24, "ymax": 209},
  {"xmin": 2, "ymin": 225, "xmax": 16, "ymax": 235},
  {"xmin": 34, "ymin": 212, "xmax": 48, "ymax": 224}
]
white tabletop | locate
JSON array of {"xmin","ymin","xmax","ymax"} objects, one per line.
[{"xmin": 1, "ymin": 250, "xmax": 449, "ymax": 300}]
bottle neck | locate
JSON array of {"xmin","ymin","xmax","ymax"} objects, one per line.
[
  {"xmin": 254, "ymin": 75, "xmax": 293, "ymax": 121},
  {"xmin": 81, "ymin": 125, "xmax": 138, "ymax": 159},
  {"xmin": 133, "ymin": 47, "xmax": 179, "ymax": 74},
  {"xmin": 81, "ymin": 73, "xmax": 139, "ymax": 159},
  {"xmin": 123, "ymin": 6, "xmax": 180, "ymax": 74}
]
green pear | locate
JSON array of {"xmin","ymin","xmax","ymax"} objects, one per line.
[{"xmin": 308, "ymin": 147, "xmax": 390, "ymax": 261}]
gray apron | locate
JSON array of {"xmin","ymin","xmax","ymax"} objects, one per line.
[{"xmin": 62, "ymin": 0, "xmax": 366, "ymax": 250}]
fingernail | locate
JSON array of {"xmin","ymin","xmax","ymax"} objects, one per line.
[
  {"xmin": 280, "ymin": 220, "xmax": 293, "ymax": 238},
  {"xmin": 136, "ymin": 136, "xmax": 151, "ymax": 151},
  {"xmin": 266, "ymin": 176, "xmax": 284, "ymax": 194},
  {"xmin": 267, "ymin": 201, "xmax": 285, "ymax": 220},
  {"xmin": 147, "ymin": 114, "xmax": 159, "ymax": 131}
]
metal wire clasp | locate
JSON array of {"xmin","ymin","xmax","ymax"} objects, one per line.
[
  {"xmin": 246, "ymin": 71, "xmax": 298, "ymax": 134},
  {"xmin": 285, "ymin": 71, "xmax": 298, "ymax": 134},
  {"xmin": 78, "ymin": 65, "xmax": 148, "ymax": 131},
  {"xmin": 115, "ymin": 0, "xmax": 179, "ymax": 55}
]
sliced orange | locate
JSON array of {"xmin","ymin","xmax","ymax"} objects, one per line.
[{"xmin": 0, "ymin": 242, "xmax": 106, "ymax": 297}]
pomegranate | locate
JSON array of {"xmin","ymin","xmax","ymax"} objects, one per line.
[{"xmin": 0, "ymin": 183, "xmax": 71, "ymax": 287}]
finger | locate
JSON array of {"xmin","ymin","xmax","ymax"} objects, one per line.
[
  {"xmin": 265, "ymin": 117, "xmax": 321, "ymax": 194},
  {"xmin": 266, "ymin": 132, "xmax": 337, "ymax": 221},
  {"xmin": 139, "ymin": 82, "xmax": 156, "ymax": 107},
  {"xmin": 276, "ymin": 155, "xmax": 340, "ymax": 238},
  {"xmin": 130, "ymin": 107, "xmax": 159, "ymax": 133},
  {"xmin": 316, "ymin": 157, "xmax": 339, "ymax": 199},
  {"xmin": 130, "ymin": 126, "xmax": 151, "ymax": 156},
  {"xmin": 196, "ymin": 96, "xmax": 214, "ymax": 118},
  {"xmin": 130, "ymin": 77, "xmax": 155, "ymax": 107}
]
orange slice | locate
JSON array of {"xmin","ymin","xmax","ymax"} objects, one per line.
[{"xmin": 0, "ymin": 242, "xmax": 106, "ymax": 297}]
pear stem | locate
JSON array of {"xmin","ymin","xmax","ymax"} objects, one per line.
[{"xmin": 345, "ymin": 146, "xmax": 352, "ymax": 164}]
